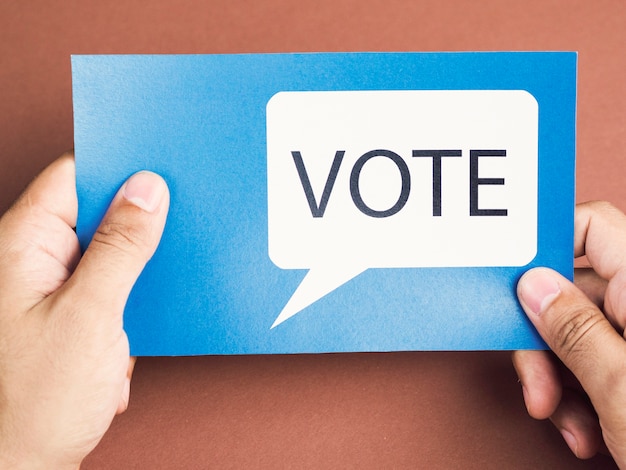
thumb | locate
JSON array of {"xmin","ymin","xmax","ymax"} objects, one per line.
[
  {"xmin": 517, "ymin": 267, "xmax": 626, "ymax": 399},
  {"xmin": 66, "ymin": 171, "xmax": 169, "ymax": 313}
]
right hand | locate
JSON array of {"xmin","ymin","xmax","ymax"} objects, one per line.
[{"xmin": 513, "ymin": 201, "xmax": 626, "ymax": 466}]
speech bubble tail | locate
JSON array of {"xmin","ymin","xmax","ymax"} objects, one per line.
[{"xmin": 271, "ymin": 266, "xmax": 367, "ymax": 329}]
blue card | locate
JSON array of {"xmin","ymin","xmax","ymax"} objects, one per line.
[{"xmin": 72, "ymin": 52, "xmax": 577, "ymax": 355}]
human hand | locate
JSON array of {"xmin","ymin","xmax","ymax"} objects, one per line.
[
  {"xmin": 513, "ymin": 201, "xmax": 626, "ymax": 467},
  {"xmin": 0, "ymin": 153, "xmax": 169, "ymax": 468}
]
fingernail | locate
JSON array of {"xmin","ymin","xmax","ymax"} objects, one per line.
[
  {"xmin": 122, "ymin": 171, "xmax": 167, "ymax": 213},
  {"xmin": 560, "ymin": 428, "xmax": 579, "ymax": 457},
  {"xmin": 518, "ymin": 268, "xmax": 561, "ymax": 315}
]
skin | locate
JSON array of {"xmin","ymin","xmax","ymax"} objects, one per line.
[
  {"xmin": 513, "ymin": 201, "xmax": 626, "ymax": 467},
  {"xmin": 0, "ymin": 153, "xmax": 169, "ymax": 468},
  {"xmin": 1, "ymin": 154, "xmax": 625, "ymax": 467}
]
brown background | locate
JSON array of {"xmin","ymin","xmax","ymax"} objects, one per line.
[{"xmin": 1, "ymin": 1, "xmax": 625, "ymax": 468}]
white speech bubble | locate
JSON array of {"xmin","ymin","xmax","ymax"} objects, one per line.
[{"xmin": 267, "ymin": 90, "xmax": 538, "ymax": 328}]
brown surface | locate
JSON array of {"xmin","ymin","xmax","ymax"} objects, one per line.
[{"xmin": 1, "ymin": 1, "xmax": 625, "ymax": 468}]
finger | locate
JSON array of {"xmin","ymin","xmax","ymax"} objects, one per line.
[
  {"xmin": 116, "ymin": 358, "xmax": 136, "ymax": 415},
  {"xmin": 574, "ymin": 201, "xmax": 626, "ymax": 335},
  {"xmin": 62, "ymin": 171, "xmax": 169, "ymax": 315},
  {"xmin": 574, "ymin": 201, "xmax": 626, "ymax": 279},
  {"xmin": 578, "ymin": 264, "xmax": 626, "ymax": 334},
  {"xmin": 549, "ymin": 388, "xmax": 603, "ymax": 460},
  {"xmin": 127, "ymin": 356, "xmax": 137, "ymax": 378},
  {"xmin": 0, "ymin": 153, "xmax": 80, "ymax": 305},
  {"xmin": 517, "ymin": 267, "xmax": 626, "ymax": 404},
  {"xmin": 574, "ymin": 268, "xmax": 607, "ymax": 310},
  {"xmin": 512, "ymin": 350, "xmax": 561, "ymax": 419},
  {"xmin": 2, "ymin": 151, "xmax": 77, "ymax": 229},
  {"xmin": 603, "ymin": 269, "xmax": 626, "ymax": 336}
]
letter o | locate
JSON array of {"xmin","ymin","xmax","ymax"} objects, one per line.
[{"xmin": 349, "ymin": 149, "xmax": 411, "ymax": 218}]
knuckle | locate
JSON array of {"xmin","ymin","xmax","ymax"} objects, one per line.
[
  {"xmin": 581, "ymin": 200, "xmax": 615, "ymax": 211},
  {"xmin": 581, "ymin": 200, "xmax": 623, "ymax": 220},
  {"xmin": 550, "ymin": 304, "xmax": 605, "ymax": 366},
  {"xmin": 91, "ymin": 220, "xmax": 151, "ymax": 256}
]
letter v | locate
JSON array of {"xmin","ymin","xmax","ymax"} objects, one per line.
[{"xmin": 291, "ymin": 150, "xmax": 344, "ymax": 218}]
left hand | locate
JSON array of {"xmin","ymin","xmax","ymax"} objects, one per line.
[{"xmin": 0, "ymin": 152, "xmax": 169, "ymax": 468}]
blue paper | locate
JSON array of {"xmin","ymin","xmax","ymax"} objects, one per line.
[{"xmin": 72, "ymin": 52, "xmax": 577, "ymax": 355}]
